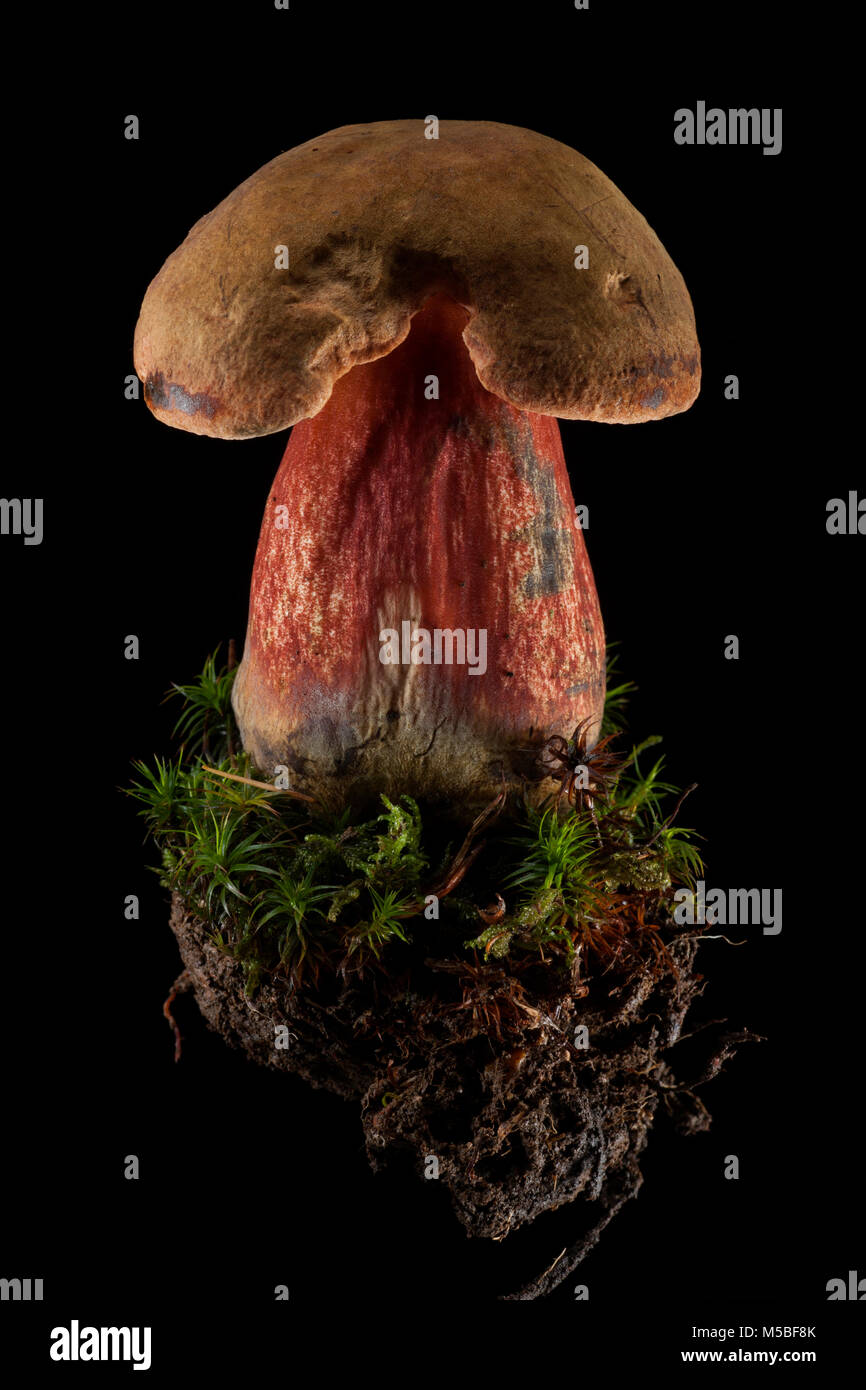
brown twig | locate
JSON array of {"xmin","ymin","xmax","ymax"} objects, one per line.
[
  {"xmin": 392, "ymin": 788, "xmax": 509, "ymax": 921},
  {"xmin": 201, "ymin": 763, "xmax": 317, "ymax": 803},
  {"xmin": 427, "ymin": 788, "xmax": 507, "ymax": 898},
  {"xmin": 162, "ymin": 970, "xmax": 193, "ymax": 1063},
  {"xmin": 643, "ymin": 782, "xmax": 698, "ymax": 848}
]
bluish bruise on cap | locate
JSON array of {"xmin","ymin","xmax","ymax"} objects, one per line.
[
  {"xmin": 145, "ymin": 371, "xmax": 219, "ymax": 419},
  {"xmin": 640, "ymin": 385, "xmax": 666, "ymax": 410}
]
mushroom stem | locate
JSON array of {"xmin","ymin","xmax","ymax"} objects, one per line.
[{"xmin": 231, "ymin": 294, "xmax": 605, "ymax": 813}]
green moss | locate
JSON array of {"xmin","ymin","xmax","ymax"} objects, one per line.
[
  {"xmin": 601, "ymin": 852, "xmax": 672, "ymax": 893},
  {"xmin": 127, "ymin": 648, "xmax": 704, "ymax": 990}
]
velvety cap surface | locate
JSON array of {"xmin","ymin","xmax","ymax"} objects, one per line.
[{"xmin": 134, "ymin": 119, "xmax": 700, "ymax": 438}]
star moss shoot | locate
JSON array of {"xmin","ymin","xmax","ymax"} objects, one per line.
[{"xmin": 127, "ymin": 647, "xmax": 704, "ymax": 997}]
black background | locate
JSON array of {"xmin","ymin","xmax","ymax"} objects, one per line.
[{"xmin": 3, "ymin": 0, "xmax": 861, "ymax": 1372}]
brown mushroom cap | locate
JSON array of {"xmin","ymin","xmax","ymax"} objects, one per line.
[{"xmin": 134, "ymin": 119, "xmax": 700, "ymax": 439}]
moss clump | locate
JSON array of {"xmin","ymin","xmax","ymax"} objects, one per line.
[
  {"xmin": 127, "ymin": 647, "xmax": 704, "ymax": 995},
  {"xmin": 132, "ymin": 647, "xmax": 753, "ymax": 1301}
]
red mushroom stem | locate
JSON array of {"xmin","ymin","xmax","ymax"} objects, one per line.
[{"xmin": 231, "ymin": 294, "xmax": 605, "ymax": 812}]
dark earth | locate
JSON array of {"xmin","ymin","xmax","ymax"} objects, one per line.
[{"xmin": 167, "ymin": 893, "xmax": 756, "ymax": 1299}]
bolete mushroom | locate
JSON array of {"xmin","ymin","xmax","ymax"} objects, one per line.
[{"xmin": 134, "ymin": 119, "xmax": 699, "ymax": 813}]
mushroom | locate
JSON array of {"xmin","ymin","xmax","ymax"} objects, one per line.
[{"xmin": 134, "ymin": 119, "xmax": 699, "ymax": 813}]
